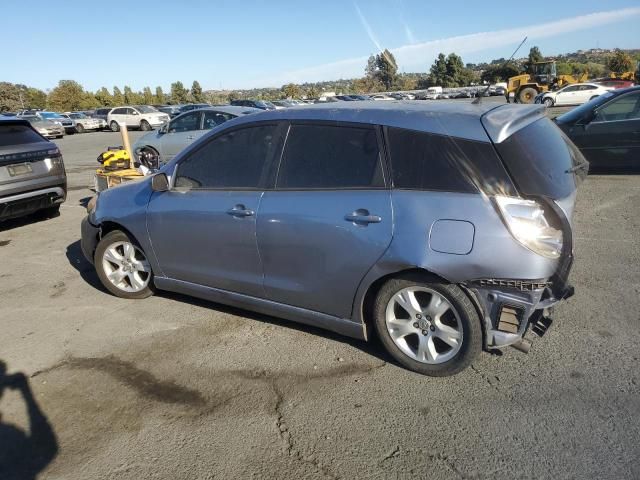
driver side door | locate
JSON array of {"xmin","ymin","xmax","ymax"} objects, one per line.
[
  {"xmin": 555, "ymin": 86, "xmax": 577, "ymax": 106},
  {"xmin": 159, "ymin": 111, "xmax": 202, "ymax": 162}
]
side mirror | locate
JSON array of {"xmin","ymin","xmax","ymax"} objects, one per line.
[
  {"xmin": 151, "ymin": 173, "xmax": 169, "ymax": 192},
  {"xmin": 132, "ymin": 111, "xmax": 139, "ymax": 116}
]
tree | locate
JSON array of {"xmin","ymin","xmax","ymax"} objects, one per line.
[
  {"xmin": 47, "ymin": 80, "xmax": 86, "ymax": 111},
  {"xmin": 282, "ymin": 83, "xmax": 300, "ymax": 98},
  {"xmin": 141, "ymin": 87, "xmax": 154, "ymax": 105},
  {"xmin": 170, "ymin": 81, "xmax": 189, "ymax": 104},
  {"xmin": 155, "ymin": 86, "xmax": 165, "ymax": 104},
  {"xmin": 190, "ymin": 81, "xmax": 203, "ymax": 103},
  {"xmin": 305, "ymin": 85, "xmax": 320, "ymax": 99},
  {"xmin": 608, "ymin": 49, "xmax": 634, "ymax": 74},
  {"xmin": 123, "ymin": 86, "xmax": 134, "ymax": 104},
  {"xmin": 480, "ymin": 64, "xmax": 521, "ymax": 83},
  {"xmin": 95, "ymin": 87, "xmax": 113, "ymax": 107},
  {"xmin": 429, "ymin": 53, "xmax": 448, "ymax": 86},
  {"xmin": 527, "ymin": 46, "xmax": 544, "ymax": 73},
  {"xmin": 375, "ymin": 49, "xmax": 398, "ymax": 90},
  {"xmin": 112, "ymin": 86, "xmax": 124, "ymax": 105},
  {"xmin": 26, "ymin": 88, "xmax": 47, "ymax": 109},
  {"xmin": 365, "ymin": 55, "xmax": 377, "ymax": 78},
  {"xmin": 0, "ymin": 82, "xmax": 23, "ymax": 111}
]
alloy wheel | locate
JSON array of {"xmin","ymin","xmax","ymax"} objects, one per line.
[
  {"xmin": 101, "ymin": 241, "xmax": 151, "ymax": 293},
  {"xmin": 385, "ymin": 287, "xmax": 463, "ymax": 364}
]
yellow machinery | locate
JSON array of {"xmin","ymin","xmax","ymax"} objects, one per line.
[
  {"xmin": 94, "ymin": 146, "xmax": 144, "ymax": 192},
  {"xmin": 506, "ymin": 61, "xmax": 588, "ymax": 104}
]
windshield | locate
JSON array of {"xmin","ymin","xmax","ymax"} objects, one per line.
[
  {"xmin": 134, "ymin": 105, "xmax": 158, "ymax": 113},
  {"xmin": 494, "ymin": 118, "xmax": 586, "ymax": 199},
  {"xmin": 39, "ymin": 112, "xmax": 63, "ymax": 119},
  {"xmin": 555, "ymin": 91, "xmax": 617, "ymax": 124}
]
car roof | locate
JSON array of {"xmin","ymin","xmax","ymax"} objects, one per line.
[
  {"xmin": 0, "ymin": 117, "xmax": 31, "ymax": 126},
  {"xmin": 196, "ymin": 105, "xmax": 262, "ymax": 115},
  {"xmin": 230, "ymin": 100, "xmax": 543, "ymax": 143}
]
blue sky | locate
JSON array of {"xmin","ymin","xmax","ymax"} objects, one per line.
[{"xmin": 3, "ymin": 0, "xmax": 639, "ymax": 92}]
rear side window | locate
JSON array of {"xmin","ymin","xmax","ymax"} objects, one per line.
[
  {"xmin": 0, "ymin": 124, "xmax": 45, "ymax": 147},
  {"xmin": 175, "ymin": 124, "xmax": 280, "ymax": 189},
  {"xmin": 277, "ymin": 124, "xmax": 383, "ymax": 189},
  {"xmin": 494, "ymin": 118, "xmax": 583, "ymax": 199},
  {"xmin": 387, "ymin": 128, "xmax": 515, "ymax": 195}
]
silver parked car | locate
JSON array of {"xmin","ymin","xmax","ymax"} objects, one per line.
[
  {"xmin": 20, "ymin": 116, "xmax": 65, "ymax": 139},
  {"xmin": 1, "ymin": 118, "xmax": 66, "ymax": 221},
  {"xmin": 65, "ymin": 112, "xmax": 107, "ymax": 133},
  {"xmin": 81, "ymin": 101, "xmax": 584, "ymax": 376},
  {"xmin": 132, "ymin": 106, "xmax": 260, "ymax": 166}
]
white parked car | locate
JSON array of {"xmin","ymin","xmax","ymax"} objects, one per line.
[
  {"xmin": 538, "ymin": 83, "xmax": 612, "ymax": 107},
  {"xmin": 107, "ymin": 105, "xmax": 170, "ymax": 132},
  {"xmin": 64, "ymin": 113, "xmax": 106, "ymax": 133}
]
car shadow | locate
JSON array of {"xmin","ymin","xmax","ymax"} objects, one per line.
[
  {"xmin": 65, "ymin": 240, "xmax": 104, "ymax": 292},
  {"xmin": 0, "ymin": 210, "xmax": 59, "ymax": 233},
  {"xmin": 78, "ymin": 196, "xmax": 92, "ymax": 208},
  {"xmin": 158, "ymin": 289, "xmax": 394, "ymax": 366},
  {"xmin": 65, "ymin": 238, "xmax": 394, "ymax": 366},
  {"xmin": 0, "ymin": 360, "xmax": 58, "ymax": 480}
]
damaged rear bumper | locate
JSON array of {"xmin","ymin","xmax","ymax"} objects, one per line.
[{"xmin": 465, "ymin": 276, "xmax": 574, "ymax": 349}]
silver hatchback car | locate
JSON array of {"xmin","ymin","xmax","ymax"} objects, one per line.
[{"xmin": 81, "ymin": 102, "xmax": 585, "ymax": 376}]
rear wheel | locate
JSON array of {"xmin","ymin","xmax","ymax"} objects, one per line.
[
  {"xmin": 140, "ymin": 120, "xmax": 151, "ymax": 131},
  {"xmin": 75, "ymin": 123, "xmax": 85, "ymax": 133},
  {"xmin": 518, "ymin": 87, "xmax": 538, "ymax": 104},
  {"xmin": 373, "ymin": 277, "xmax": 482, "ymax": 376},
  {"xmin": 94, "ymin": 230, "xmax": 155, "ymax": 299},
  {"xmin": 110, "ymin": 121, "xmax": 120, "ymax": 132}
]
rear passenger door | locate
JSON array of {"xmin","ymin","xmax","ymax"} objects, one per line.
[{"xmin": 257, "ymin": 122, "xmax": 392, "ymax": 319}]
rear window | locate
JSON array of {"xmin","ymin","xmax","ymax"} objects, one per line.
[
  {"xmin": 494, "ymin": 118, "xmax": 584, "ymax": 199},
  {"xmin": 0, "ymin": 124, "xmax": 45, "ymax": 147},
  {"xmin": 387, "ymin": 128, "xmax": 515, "ymax": 195}
]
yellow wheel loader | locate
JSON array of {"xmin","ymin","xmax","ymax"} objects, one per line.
[{"xmin": 506, "ymin": 61, "xmax": 588, "ymax": 104}]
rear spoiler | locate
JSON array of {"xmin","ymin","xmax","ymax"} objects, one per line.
[{"xmin": 481, "ymin": 104, "xmax": 545, "ymax": 144}]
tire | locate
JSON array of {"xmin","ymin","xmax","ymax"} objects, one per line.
[
  {"xmin": 94, "ymin": 230, "xmax": 155, "ymax": 299},
  {"xmin": 518, "ymin": 87, "xmax": 538, "ymax": 104},
  {"xmin": 56, "ymin": 135, "xmax": 63, "ymax": 139},
  {"xmin": 373, "ymin": 276, "xmax": 482, "ymax": 376},
  {"xmin": 75, "ymin": 123, "xmax": 85, "ymax": 134},
  {"xmin": 140, "ymin": 120, "xmax": 151, "ymax": 131},
  {"xmin": 110, "ymin": 121, "xmax": 120, "ymax": 132},
  {"xmin": 543, "ymin": 97, "xmax": 554, "ymax": 107}
]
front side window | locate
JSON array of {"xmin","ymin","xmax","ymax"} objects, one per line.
[
  {"xmin": 595, "ymin": 91, "xmax": 640, "ymax": 122},
  {"xmin": 175, "ymin": 124, "xmax": 279, "ymax": 189},
  {"xmin": 169, "ymin": 112, "xmax": 200, "ymax": 133},
  {"xmin": 277, "ymin": 124, "xmax": 383, "ymax": 189}
]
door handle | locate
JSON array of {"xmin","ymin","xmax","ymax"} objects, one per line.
[
  {"xmin": 345, "ymin": 209, "xmax": 382, "ymax": 225},
  {"xmin": 186, "ymin": 135, "xmax": 195, "ymax": 140},
  {"xmin": 226, "ymin": 205, "xmax": 255, "ymax": 217}
]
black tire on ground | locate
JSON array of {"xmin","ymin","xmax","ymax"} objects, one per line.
[
  {"xmin": 140, "ymin": 120, "xmax": 151, "ymax": 131},
  {"xmin": 518, "ymin": 87, "xmax": 538, "ymax": 104},
  {"xmin": 75, "ymin": 123, "xmax": 85, "ymax": 133},
  {"xmin": 110, "ymin": 121, "xmax": 120, "ymax": 132},
  {"xmin": 543, "ymin": 97, "xmax": 554, "ymax": 107},
  {"xmin": 94, "ymin": 230, "xmax": 155, "ymax": 300},
  {"xmin": 373, "ymin": 276, "xmax": 482, "ymax": 376},
  {"xmin": 56, "ymin": 135, "xmax": 63, "ymax": 139}
]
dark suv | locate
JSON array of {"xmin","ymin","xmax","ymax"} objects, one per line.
[
  {"xmin": 230, "ymin": 99, "xmax": 277, "ymax": 110},
  {"xmin": 0, "ymin": 118, "xmax": 67, "ymax": 221},
  {"xmin": 81, "ymin": 102, "xmax": 583, "ymax": 376}
]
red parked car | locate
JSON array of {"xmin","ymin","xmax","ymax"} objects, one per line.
[{"xmin": 594, "ymin": 79, "xmax": 635, "ymax": 89}]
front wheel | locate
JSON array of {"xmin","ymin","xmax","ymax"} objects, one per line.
[
  {"xmin": 373, "ymin": 277, "xmax": 482, "ymax": 376},
  {"xmin": 110, "ymin": 121, "xmax": 120, "ymax": 132},
  {"xmin": 518, "ymin": 87, "xmax": 538, "ymax": 104},
  {"xmin": 94, "ymin": 230, "xmax": 155, "ymax": 299},
  {"xmin": 543, "ymin": 97, "xmax": 554, "ymax": 107},
  {"xmin": 75, "ymin": 123, "xmax": 85, "ymax": 133},
  {"xmin": 140, "ymin": 120, "xmax": 151, "ymax": 131}
]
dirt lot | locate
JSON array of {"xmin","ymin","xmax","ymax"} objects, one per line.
[{"xmin": 1, "ymin": 120, "xmax": 639, "ymax": 479}]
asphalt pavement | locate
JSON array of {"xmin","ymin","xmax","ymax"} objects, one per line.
[{"xmin": 0, "ymin": 107, "xmax": 638, "ymax": 480}]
